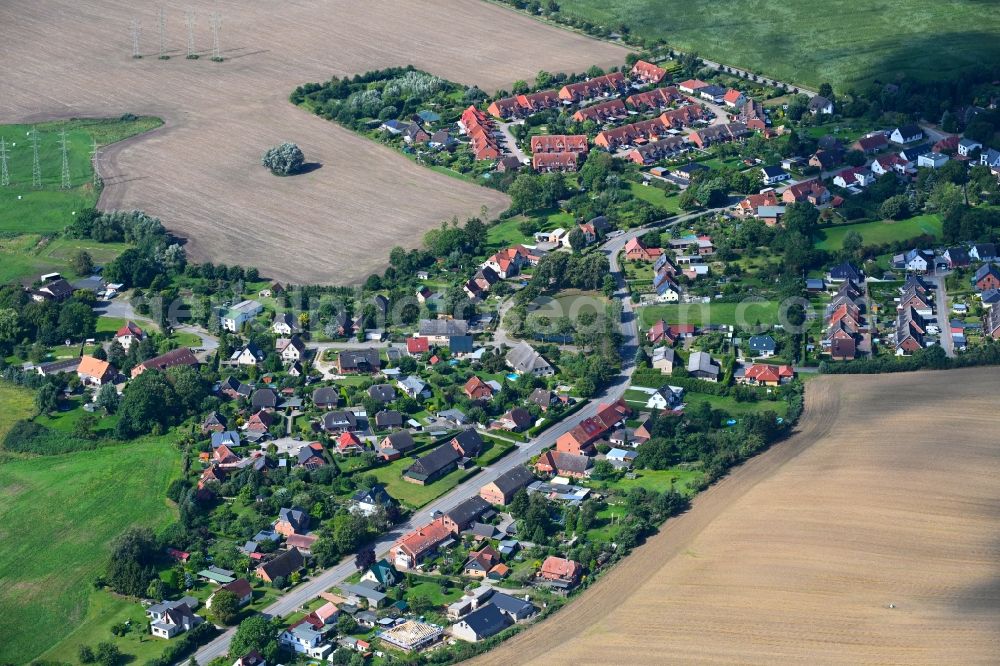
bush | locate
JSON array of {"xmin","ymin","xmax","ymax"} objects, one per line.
[
  {"xmin": 261, "ymin": 142, "xmax": 305, "ymax": 175},
  {"xmin": 2, "ymin": 420, "xmax": 97, "ymax": 455}
]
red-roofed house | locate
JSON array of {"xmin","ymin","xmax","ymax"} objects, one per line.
[
  {"xmin": 678, "ymin": 79, "xmax": 709, "ymax": 93},
  {"xmin": 852, "ymin": 133, "xmax": 889, "ymax": 155},
  {"xmin": 558, "ymin": 72, "xmax": 626, "ymax": 102},
  {"xmin": 733, "ymin": 191, "xmax": 779, "ymax": 218},
  {"xmin": 625, "ymin": 86, "xmax": 681, "ymax": 111},
  {"xmin": 389, "ymin": 518, "xmax": 453, "ymax": 569},
  {"xmin": 572, "ymin": 99, "xmax": 626, "ymax": 123},
  {"xmin": 722, "ymin": 89, "xmax": 746, "ymax": 108},
  {"xmin": 782, "ymin": 179, "xmax": 831, "ymax": 205},
  {"xmin": 532, "ymin": 152, "xmax": 579, "ymax": 172},
  {"xmin": 630, "ymin": 59, "xmax": 668, "ymax": 84},
  {"xmin": 530, "ymin": 135, "xmax": 588, "ymax": 155},
  {"xmin": 539, "ymin": 556, "xmax": 582, "ymax": 587},
  {"xmin": 645, "ymin": 319, "xmax": 677, "ymax": 345},
  {"xmin": 114, "ymin": 321, "xmax": 144, "ymax": 350},
  {"xmin": 336, "ymin": 431, "xmax": 364, "ymax": 455},
  {"xmin": 624, "ymin": 237, "xmax": 663, "ymax": 262},
  {"xmin": 463, "ymin": 376, "xmax": 494, "ymax": 402},
  {"xmin": 740, "ymin": 364, "xmax": 795, "ymax": 386},
  {"xmin": 407, "ymin": 337, "xmax": 430, "ymax": 355}
]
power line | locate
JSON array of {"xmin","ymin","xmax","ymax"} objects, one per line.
[
  {"xmin": 30, "ymin": 127, "xmax": 41, "ymax": 188},
  {"xmin": 158, "ymin": 6, "xmax": 167, "ymax": 59},
  {"xmin": 209, "ymin": 12, "xmax": 222, "ymax": 61},
  {"xmin": 131, "ymin": 18, "xmax": 141, "ymax": 58},
  {"xmin": 185, "ymin": 8, "xmax": 196, "ymax": 58},
  {"xmin": 90, "ymin": 137, "xmax": 100, "ymax": 188},
  {"xmin": 59, "ymin": 128, "xmax": 71, "ymax": 189},
  {"xmin": 0, "ymin": 138, "xmax": 9, "ymax": 187}
]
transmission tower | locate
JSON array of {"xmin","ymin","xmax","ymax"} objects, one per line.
[
  {"xmin": 158, "ymin": 7, "xmax": 167, "ymax": 59},
  {"xmin": 90, "ymin": 137, "xmax": 100, "ymax": 188},
  {"xmin": 209, "ymin": 12, "xmax": 222, "ymax": 61},
  {"xmin": 59, "ymin": 129, "xmax": 71, "ymax": 189},
  {"xmin": 30, "ymin": 127, "xmax": 41, "ymax": 188},
  {"xmin": 0, "ymin": 138, "xmax": 9, "ymax": 187},
  {"xmin": 185, "ymin": 8, "xmax": 196, "ymax": 57},
  {"xmin": 131, "ymin": 18, "xmax": 141, "ymax": 58}
]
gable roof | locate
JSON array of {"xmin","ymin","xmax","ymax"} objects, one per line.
[
  {"xmin": 457, "ymin": 603, "xmax": 511, "ymax": 638},
  {"xmin": 407, "ymin": 444, "xmax": 460, "ymax": 477},
  {"xmin": 445, "ymin": 495, "xmax": 492, "ymax": 528},
  {"xmin": 257, "ymin": 547, "xmax": 304, "ymax": 580},
  {"xmin": 487, "ymin": 466, "xmax": 534, "ymax": 497}
]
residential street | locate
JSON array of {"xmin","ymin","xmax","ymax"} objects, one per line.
[{"xmin": 928, "ymin": 274, "xmax": 955, "ymax": 357}]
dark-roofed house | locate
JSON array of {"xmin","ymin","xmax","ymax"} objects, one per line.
[
  {"xmin": 131, "ymin": 347, "xmax": 200, "ymax": 378},
  {"xmin": 489, "ymin": 591, "xmax": 536, "ymax": 621},
  {"xmin": 202, "ymin": 411, "xmax": 227, "ymax": 433},
  {"xmin": 975, "ymin": 264, "xmax": 1000, "ymax": 292},
  {"xmin": 337, "ymin": 349, "xmax": 381, "ymax": 374},
  {"xmin": 480, "ymin": 466, "xmax": 534, "ymax": 505},
  {"xmin": 251, "ymin": 387, "xmax": 278, "ymax": 411},
  {"xmin": 379, "ymin": 430, "xmax": 416, "ymax": 456},
  {"xmin": 527, "ymin": 388, "xmax": 557, "ymax": 411},
  {"xmin": 890, "ymin": 124, "xmax": 923, "ymax": 145},
  {"xmin": 534, "ymin": 450, "xmax": 591, "ymax": 478},
  {"xmin": 322, "ymin": 410, "xmax": 358, "ymax": 433},
  {"xmin": 404, "ymin": 444, "xmax": 460, "ymax": 485},
  {"xmin": 32, "ymin": 277, "xmax": 74, "ymax": 302},
  {"xmin": 255, "ymin": 547, "xmax": 305, "ymax": 583},
  {"xmin": 275, "ymin": 507, "xmax": 310, "ymax": 536},
  {"xmin": 368, "ymin": 384, "xmax": 396, "ymax": 404},
  {"xmin": 375, "ymin": 410, "xmax": 404, "ymax": 430},
  {"xmin": 450, "ymin": 604, "xmax": 511, "ymax": 642},
  {"xmin": 828, "ymin": 261, "xmax": 863, "ymax": 283},
  {"xmin": 352, "ymin": 484, "xmax": 397, "ymax": 517},
  {"xmin": 747, "ymin": 335, "xmax": 777, "ymax": 358},
  {"xmin": 444, "ymin": 496, "xmax": 492, "ymax": 533},
  {"xmin": 808, "ymin": 95, "xmax": 834, "ymax": 115},
  {"xmin": 944, "ymin": 247, "xmax": 970, "ymax": 269},
  {"xmin": 312, "ymin": 386, "xmax": 340, "ymax": 409},
  {"xmin": 449, "ymin": 429, "xmax": 484, "ymax": 458}
]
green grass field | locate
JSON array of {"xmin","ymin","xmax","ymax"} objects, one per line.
[
  {"xmin": 548, "ymin": 1, "xmax": 1000, "ymax": 89},
  {"xmin": 629, "ymin": 181, "xmax": 680, "ymax": 213},
  {"xmin": 0, "ymin": 382, "xmax": 35, "ymax": 445},
  {"xmin": 0, "ymin": 434, "xmax": 181, "ymax": 663},
  {"xmin": 639, "ymin": 300, "xmax": 781, "ymax": 328},
  {"xmin": 367, "ymin": 457, "xmax": 476, "ymax": 508},
  {"xmin": 815, "ymin": 213, "xmax": 943, "ymax": 251}
]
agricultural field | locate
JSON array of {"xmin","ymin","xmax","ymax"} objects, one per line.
[
  {"xmin": 0, "ymin": 0, "xmax": 626, "ymax": 284},
  {"xmin": 815, "ymin": 213, "xmax": 943, "ymax": 251},
  {"xmin": 0, "ymin": 435, "xmax": 181, "ymax": 664},
  {"xmin": 479, "ymin": 368, "xmax": 1000, "ymax": 664},
  {"xmin": 545, "ymin": 0, "xmax": 1000, "ymax": 89}
]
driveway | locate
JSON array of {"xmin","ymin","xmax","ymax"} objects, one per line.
[{"xmin": 497, "ymin": 120, "xmax": 528, "ymax": 164}]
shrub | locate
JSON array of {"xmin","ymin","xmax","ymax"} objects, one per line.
[{"xmin": 261, "ymin": 142, "xmax": 305, "ymax": 175}]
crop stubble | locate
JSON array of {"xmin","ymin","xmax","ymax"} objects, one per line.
[
  {"xmin": 0, "ymin": 0, "xmax": 626, "ymax": 283},
  {"xmin": 479, "ymin": 368, "xmax": 1000, "ymax": 665}
]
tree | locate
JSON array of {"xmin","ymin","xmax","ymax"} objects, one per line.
[
  {"xmin": 230, "ymin": 615, "xmax": 279, "ymax": 660},
  {"xmin": 78, "ymin": 645, "xmax": 96, "ymax": 664},
  {"xmin": 354, "ymin": 546, "xmax": 376, "ymax": 571},
  {"xmin": 210, "ymin": 588, "xmax": 241, "ymax": 625},
  {"xmin": 35, "ymin": 383, "xmax": 59, "ymax": 415},
  {"xmin": 69, "ymin": 249, "xmax": 94, "ymax": 276},
  {"xmin": 95, "ymin": 641, "xmax": 121, "ymax": 666},
  {"xmin": 96, "ymin": 382, "xmax": 120, "ymax": 413},
  {"xmin": 105, "ymin": 527, "xmax": 159, "ymax": 597},
  {"xmin": 818, "ymin": 82, "xmax": 833, "ymax": 99},
  {"xmin": 508, "ymin": 173, "xmax": 545, "ymax": 213},
  {"xmin": 58, "ymin": 301, "xmax": 97, "ymax": 340},
  {"xmin": 880, "ymin": 194, "xmax": 911, "ymax": 220},
  {"xmin": 261, "ymin": 142, "xmax": 305, "ymax": 176},
  {"xmin": 336, "ymin": 612, "xmax": 357, "ymax": 636},
  {"xmin": 567, "ymin": 227, "xmax": 587, "ymax": 253},
  {"xmin": 115, "ymin": 369, "xmax": 180, "ymax": 438},
  {"xmin": 842, "ymin": 230, "xmax": 863, "ymax": 258}
]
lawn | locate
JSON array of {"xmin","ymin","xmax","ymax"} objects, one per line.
[
  {"xmin": 367, "ymin": 457, "xmax": 476, "ymax": 509},
  {"xmin": 638, "ymin": 300, "xmax": 781, "ymax": 329},
  {"xmin": 0, "ymin": 382, "xmax": 35, "ymax": 442},
  {"xmin": 0, "ymin": 434, "xmax": 181, "ymax": 664},
  {"xmin": 609, "ymin": 466, "xmax": 705, "ymax": 497},
  {"xmin": 684, "ymin": 392, "xmax": 790, "ymax": 419},
  {"xmin": 629, "ymin": 181, "xmax": 680, "ymax": 213},
  {"xmin": 815, "ymin": 214, "xmax": 943, "ymax": 251},
  {"xmin": 0, "ymin": 117, "xmax": 161, "ymax": 235},
  {"xmin": 547, "ymin": 0, "xmax": 1000, "ymax": 89}
]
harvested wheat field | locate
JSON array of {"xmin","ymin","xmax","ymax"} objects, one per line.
[
  {"xmin": 481, "ymin": 368, "xmax": 1000, "ymax": 665},
  {"xmin": 0, "ymin": 1, "xmax": 626, "ymax": 283}
]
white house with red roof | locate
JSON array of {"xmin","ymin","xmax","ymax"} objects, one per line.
[{"xmin": 114, "ymin": 320, "xmax": 144, "ymax": 350}]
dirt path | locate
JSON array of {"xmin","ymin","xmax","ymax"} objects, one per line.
[{"xmin": 474, "ymin": 377, "xmax": 843, "ymax": 664}]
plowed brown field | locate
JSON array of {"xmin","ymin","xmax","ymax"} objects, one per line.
[
  {"xmin": 478, "ymin": 368, "xmax": 1000, "ymax": 665},
  {"xmin": 0, "ymin": 0, "xmax": 626, "ymax": 283}
]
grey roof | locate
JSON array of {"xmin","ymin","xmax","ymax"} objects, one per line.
[
  {"xmin": 451, "ymin": 429, "xmax": 484, "ymax": 457},
  {"xmin": 323, "ymin": 410, "xmax": 357, "ymax": 431},
  {"xmin": 761, "ymin": 165, "xmax": 787, "ymax": 178},
  {"xmin": 341, "ymin": 583, "xmax": 387, "ymax": 603},
  {"xmin": 257, "ymin": 548, "xmax": 304, "ymax": 581},
  {"xmin": 488, "ymin": 466, "xmax": 534, "ymax": 497},
  {"xmin": 456, "ymin": 603, "xmax": 511, "ymax": 638},
  {"xmin": 383, "ymin": 430, "xmax": 415, "ymax": 452},
  {"xmin": 398, "ymin": 375, "xmax": 428, "ymax": 395},
  {"xmin": 528, "ymin": 388, "xmax": 554, "ymax": 407},
  {"xmin": 368, "ymin": 384, "xmax": 397, "ymax": 403},
  {"xmin": 211, "ymin": 431, "xmax": 240, "ymax": 448},
  {"xmin": 419, "ymin": 319, "xmax": 468, "ymax": 337},
  {"xmin": 352, "ymin": 484, "xmax": 395, "ymax": 506},
  {"xmin": 651, "ymin": 346, "xmax": 675, "ymax": 364},
  {"xmin": 406, "ymin": 444, "xmax": 460, "ymax": 478},
  {"xmin": 375, "ymin": 410, "xmax": 404, "ymax": 428},
  {"xmin": 449, "ymin": 335, "xmax": 475, "ymax": 353},
  {"xmin": 687, "ymin": 351, "xmax": 719, "ymax": 377},
  {"xmin": 445, "ymin": 495, "xmax": 492, "ymax": 529},
  {"xmin": 278, "ymin": 507, "xmax": 309, "ymax": 531},
  {"xmin": 251, "ymin": 388, "xmax": 278, "ymax": 410},
  {"xmin": 273, "ymin": 312, "xmax": 299, "ymax": 331},
  {"xmin": 748, "ymin": 335, "xmax": 777, "ymax": 352},
  {"xmin": 808, "ymin": 95, "xmax": 832, "ymax": 111},
  {"xmin": 338, "ymin": 349, "xmax": 380, "ymax": 371},
  {"xmin": 505, "ymin": 342, "xmax": 552, "ymax": 374},
  {"xmin": 312, "ymin": 386, "xmax": 340, "ymax": 406},
  {"xmin": 489, "ymin": 591, "xmax": 535, "ymax": 617}
]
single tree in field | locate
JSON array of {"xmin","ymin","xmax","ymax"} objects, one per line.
[
  {"xmin": 354, "ymin": 546, "xmax": 376, "ymax": 571},
  {"xmin": 261, "ymin": 142, "xmax": 305, "ymax": 176},
  {"xmin": 69, "ymin": 249, "xmax": 94, "ymax": 276},
  {"xmin": 209, "ymin": 588, "xmax": 241, "ymax": 625}
]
